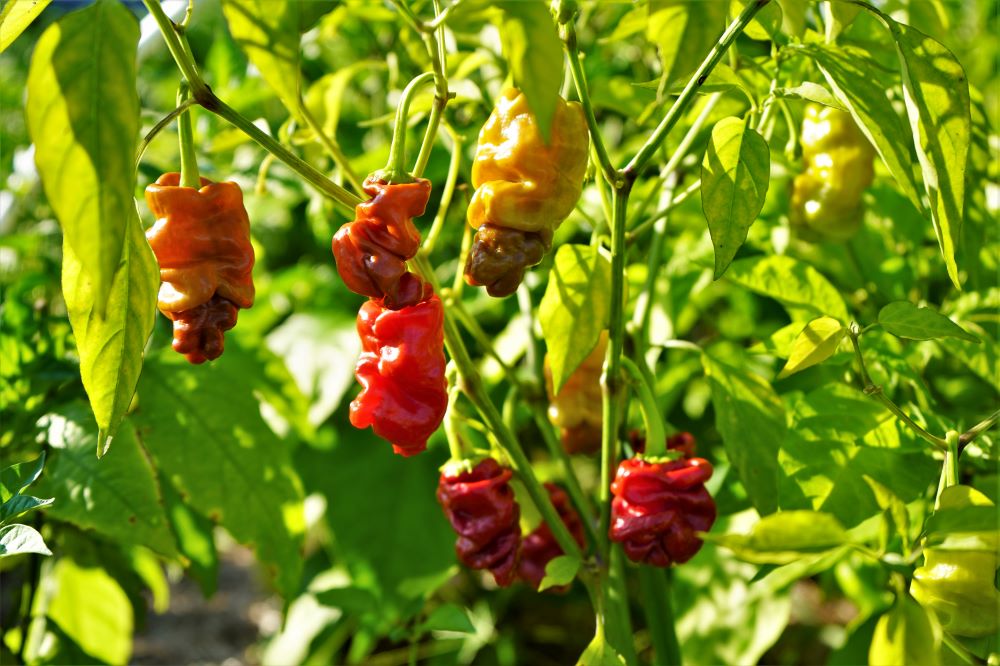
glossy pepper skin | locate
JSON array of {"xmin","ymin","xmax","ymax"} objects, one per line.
[
  {"xmin": 790, "ymin": 104, "xmax": 876, "ymax": 242},
  {"xmin": 911, "ymin": 486, "xmax": 999, "ymax": 637},
  {"xmin": 545, "ymin": 332, "xmax": 607, "ymax": 454},
  {"xmin": 332, "ymin": 176, "xmax": 431, "ymax": 310},
  {"xmin": 465, "ymin": 88, "xmax": 589, "ymax": 296},
  {"xmin": 609, "ymin": 457, "xmax": 716, "ymax": 567},
  {"xmin": 518, "ymin": 483, "xmax": 586, "ymax": 591},
  {"xmin": 437, "ymin": 458, "xmax": 521, "ymax": 587},
  {"xmin": 351, "ymin": 291, "xmax": 447, "ymax": 456},
  {"xmin": 145, "ymin": 173, "xmax": 255, "ymax": 364}
]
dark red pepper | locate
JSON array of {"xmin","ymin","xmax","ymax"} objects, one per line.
[
  {"xmin": 518, "ymin": 483, "xmax": 586, "ymax": 591},
  {"xmin": 350, "ymin": 291, "xmax": 447, "ymax": 456},
  {"xmin": 609, "ymin": 456, "xmax": 716, "ymax": 567},
  {"xmin": 332, "ymin": 176, "xmax": 430, "ymax": 310},
  {"xmin": 436, "ymin": 458, "xmax": 521, "ymax": 587},
  {"xmin": 629, "ymin": 431, "xmax": 698, "ymax": 459}
]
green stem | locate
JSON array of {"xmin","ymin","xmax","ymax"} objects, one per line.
[
  {"xmin": 378, "ymin": 72, "xmax": 436, "ymax": 183},
  {"xmin": 620, "ymin": 357, "xmax": 666, "ymax": 457},
  {"xmin": 422, "ymin": 124, "xmax": 461, "ymax": 253},
  {"xmin": 411, "ymin": 0, "xmax": 452, "ymax": 179},
  {"xmin": 176, "ymin": 83, "xmax": 200, "ymax": 188},
  {"xmin": 847, "ymin": 325, "xmax": 948, "ymax": 450},
  {"xmin": 958, "ymin": 409, "xmax": 999, "ymax": 450},
  {"xmin": 625, "ymin": 180, "xmax": 699, "ymax": 244},
  {"xmin": 136, "ymin": 97, "xmax": 197, "ymax": 164},
  {"xmin": 606, "ymin": 547, "xmax": 639, "ymax": 665},
  {"xmin": 625, "ymin": 0, "xmax": 771, "ymax": 175},
  {"xmin": 633, "ymin": 173, "xmax": 677, "ymax": 347},
  {"xmin": 451, "ymin": 224, "xmax": 473, "ymax": 295},
  {"xmin": 298, "ymin": 101, "xmax": 365, "ymax": 194},
  {"xmin": 638, "ymin": 566, "xmax": 681, "ymax": 666},
  {"xmin": 443, "ymin": 373, "xmax": 469, "ymax": 462},
  {"xmin": 141, "ymin": 0, "xmax": 210, "ymax": 100}
]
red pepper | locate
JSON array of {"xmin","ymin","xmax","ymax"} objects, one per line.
[
  {"xmin": 145, "ymin": 173, "xmax": 254, "ymax": 364},
  {"xmin": 609, "ymin": 457, "xmax": 716, "ymax": 567},
  {"xmin": 436, "ymin": 458, "xmax": 521, "ymax": 587},
  {"xmin": 518, "ymin": 483, "xmax": 586, "ymax": 591},
  {"xmin": 350, "ymin": 291, "xmax": 447, "ymax": 456},
  {"xmin": 629, "ymin": 431, "xmax": 698, "ymax": 459},
  {"xmin": 332, "ymin": 176, "xmax": 430, "ymax": 310}
]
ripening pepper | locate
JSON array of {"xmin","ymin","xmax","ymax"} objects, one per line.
[
  {"xmin": 910, "ymin": 485, "xmax": 999, "ymax": 637},
  {"xmin": 464, "ymin": 88, "xmax": 589, "ymax": 297},
  {"xmin": 609, "ymin": 456, "xmax": 716, "ymax": 567},
  {"xmin": 545, "ymin": 332, "xmax": 607, "ymax": 455},
  {"xmin": 351, "ymin": 291, "xmax": 447, "ymax": 456},
  {"xmin": 518, "ymin": 483, "xmax": 587, "ymax": 591},
  {"xmin": 790, "ymin": 104, "xmax": 876, "ymax": 242},
  {"xmin": 333, "ymin": 175, "xmax": 431, "ymax": 310},
  {"xmin": 145, "ymin": 173, "xmax": 255, "ymax": 364},
  {"xmin": 437, "ymin": 458, "xmax": 522, "ymax": 587}
]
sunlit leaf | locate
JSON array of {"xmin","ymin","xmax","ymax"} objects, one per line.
[
  {"xmin": 0, "ymin": 0, "xmax": 52, "ymax": 52},
  {"xmin": 538, "ymin": 554, "xmax": 580, "ymax": 592},
  {"xmin": 878, "ymin": 301, "xmax": 979, "ymax": 343},
  {"xmin": 725, "ymin": 255, "xmax": 849, "ymax": 322},
  {"xmin": 712, "ymin": 510, "xmax": 849, "ymax": 564},
  {"xmin": 648, "ymin": 1, "xmax": 727, "ymax": 86},
  {"xmin": 777, "ymin": 317, "xmax": 846, "ymax": 379},
  {"xmin": 0, "ymin": 524, "xmax": 51, "ymax": 557},
  {"xmin": 869, "ymin": 596, "xmax": 941, "ymax": 666}
]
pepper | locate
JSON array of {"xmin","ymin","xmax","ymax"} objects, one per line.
[
  {"xmin": 437, "ymin": 458, "xmax": 521, "ymax": 587},
  {"xmin": 910, "ymin": 485, "xmax": 999, "ymax": 637},
  {"xmin": 518, "ymin": 483, "xmax": 586, "ymax": 591},
  {"xmin": 351, "ymin": 291, "xmax": 447, "ymax": 456},
  {"xmin": 145, "ymin": 173, "xmax": 254, "ymax": 364},
  {"xmin": 545, "ymin": 332, "xmax": 607, "ymax": 454},
  {"xmin": 464, "ymin": 88, "xmax": 589, "ymax": 296},
  {"xmin": 629, "ymin": 431, "xmax": 698, "ymax": 459},
  {"xmin": 790, "ymin": 103, "xmax": 876, "ymax": 242},
  {"xmin": 609, "ymin": 456, "xmax": 716, "ymax": 567},
  {"xmin": 332, "ymin": 176, "xmax": 431, "ymax": 310}
]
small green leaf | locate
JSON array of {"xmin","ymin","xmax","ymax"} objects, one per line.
[
  {"xmin": 892, "ymin": 20, "xmax": 970, "ymax": 290},
  {"xmin": 869, "ymin": 596, "xmax": 941, "ymax": 666},
  {"xmin": 0, "ymin": 0, "xmax": 52, "ymax": 52},
  {"xmin": 577, "ymin": 626, "xmax": 627, "ymax": 666},
  {"xmin": 725, "ymin": 255, "xmax": 849, "ymax": 323},
  {"xmin": 777, "ymin": 317, "xmax": 846, "ymax": 379},
  {"xmin": 62, "ymin": 207, "xmax": 159, "ymax": 455},
  {"xmin": 878, "ymin": 301, "xmax": 979, "ymax": 343},
  {"xmin": 702, "ymin": 116, "xmax": 770, "ymax": 279},
  {"xmin": 540, "ymin": 245, "xmax": 612, "ymax": 394},
  {"xmin": 0, "ymin": 495, "xmax": 53, "ymax": 525},
  {"xmin": 0, "ymin": 524, "xmax": 51, "ymax": 557},
  {"xmin": 495, "ymin": 0, "xmax": 562, "ymax": 142},
  {"xmin": 419, "ymin": 603, "xmax": 476, "ymax": 635},
  {"xmin": 863, "ymin": 475, "xmax": 911, "ymax": 553},
  {"xmin": 712, "ymin": 511, "xmax": 849, "ymax": 564},
  {"xmin": 538, "ymin": 554, "xmax": 581, "ymax": 592},
  {"xmin": 26, "ymin": 0, "xmax": 140, "ymax": 315},
  {"xmin": 1, "ymin": 452, "xmax": 47, "ymax": 502},
  {"xmin": 775, "ymin": 82, "xmax": 845, "ymax": 111},
  {"xmin": 648, "ymin": 1, "xmax": 727, "ymax": 86}
]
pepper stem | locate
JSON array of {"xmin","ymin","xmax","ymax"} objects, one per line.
[
  {"xmin": 443, "ymin": 364, "xmax": 471, "ymax": 462},
  {"xmin": 621, "ymin": 357, "xmax": 666, "ymax": 458},
  {"xmin": 376, "ymin": 72, "xmax": 436, "ymax": 184},
  {"xmin": 177, "ymin": 82, "xmax": 200, "ymax": 188}
]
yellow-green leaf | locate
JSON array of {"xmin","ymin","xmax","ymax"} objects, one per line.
[
  {"xmin": 777, "ymin": 317, "xmax": 846, "ymax": 379},
  {"xmin": 0, "ymin": 0, "xmax": 52, "ymax": 52}
]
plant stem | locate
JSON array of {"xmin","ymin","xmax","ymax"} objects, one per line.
[
  {"xmin": 298, "ymin": 101, "xmax": 365, "ymax": 194},
  {"xmin": 562, "ymin": 21, "xmax": 617, "ymax": 186},
  {"xmin": 621, "ymin": 357, "xmax": 666, "ymax": 457},
  {"xmin": 625, "ymin": 180, "xmax": 700, "ymax": 243},
  {"xmin": 422, "ymin": 124, "xmax": 461, "ymax": 253},
  {"xmin": 958, "ymin": 409, "xmax": 999, "ymax": 449},
  {"xmin": 638, "ymin": 566, "xmax": 681, "ymax": 666},
  {"xmin": 633, "ymin": 173, "xmax": 677, "ymax": 347},
  {"xmin": 412, "ymin": 0, "xmax": 452, "ymax": 179},
  {"xmin": 625, "ymin": 0, "xmax": 771, "ymax": 175},
  {"xmin": 380, "ymin": 72, "xmax": 436, "ymax": 183},
  {"xmin": 141, "ymin": 0, "xmax": 210, "ymax": 100},
  {"xmin": 847, "ymin": 325, "xmax": 948, "ymax": 450},
  {"xmin": 176, "ymin": 83, "xmax": 200, "ymax": 188},
  {"xmin": 136, "ymin": 98, "xmax": 197, "ymax": 163}
]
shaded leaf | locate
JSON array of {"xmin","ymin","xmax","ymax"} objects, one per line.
[
  {"xmin": 878, "ymin": 301, "xmax": 979, "ymax": 343},
  {"xmin": 648, "ymin": 1, "xmax": 727, "ymax": 86},
  {"xmin": 778, "ymin": 317, "xmax": 846, "ymax": 379},
  {"xmin": 1, "ymin": 452, "xmax": 47, "ymax": 502},
  {"xmin": 0, "ymin": 494, "xmax": 53, "ymax": 525},
  {"xmin": 712, "ymin": 511, "xmax": 849, "ymax": 564},
  {"xmin": 725, "ymin": 255, "xmax": 849, "ymax": 322},
  {"xmin": 419, "ymin": 603, "xmax": 476, "ymax": 635},
  {"xmin": 496, "ymin": 0, "xmax": 561, "ymax": 141},
  {"xmin": 158, "ymin": 468, "xmax": 218, "ymax": 597}
]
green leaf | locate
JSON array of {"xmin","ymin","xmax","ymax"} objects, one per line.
[
  {"xmin": 0, "ymin": 494, "xmax": 53, "ymax": 525},
  {"xmin": 878, "ymin": 301, "xmax": 979, "ymax": 343},
  {"xmin": 419, "ymin": 603, "xmax": 476, "ymax": 635},
  {"xmin": 869, "ymin": 596, "xmax": 941, "ymax": 666},
  {"xmin": 0, "ymin": 0, "xmax": 52, "ymax": 52},
  {"xmin": 892, "ymin": 21, "xmax": 970, "ymax": 289},
  {"xmin": 157, "ymin": 468, "xmax": 219, "ymax": 597},
  {"xmin": 775, "ymin": 82, "xmax": 845, "ymax": 111},
  {"xmin": 577, "ymin": 627, "xmax": 627, "ymax": 666},
  {"xmin": 0, "ymin": 524, "xmax": 51, "ymax": 557},
  {"xmin": 1, "ymin": 452, "xmax": 47, "ymax": 502},
  {"xmin": 863, "ymin": 475, "xmax": 911, "ymax": 552},
  {"xmin": 538, "ymin": 554, "xmax": 581, "ymax": 592},
  {"xmin": 777, "ymin": 317, "xmax": 846, "ymax": 379},
  {"xmin": 540, "ymin": 245, "xmax": 612, "ymax": 394},
  {"xmin": 712, "ymin": 511, "xmax": 849, "ymax": 564},
  {"xmin": 702, "ymin": 354, "xmax": 784, "ymax": 515},
  {"xmin": 132, "ymin": 347, "xmax": 305, "ymax": 598},
  {"xmin": 701, "ymin": 117, "xmax": 770, "ymax": 279},
  {"xmin": 923, "ymin": 485, "xmax": 998, "ymax": 547},
  {"xmin": 26, "ymin": 0, "xmax": 140, "ymax": 315},
  {"xmin": 725, "ymin": 255, "xmax": 849, "ymax": 323},
  {"xmin": 648, "ymin": 1, "xmax": 727, "ymax": 86},
  {"xmin": 495, "ymin": 0, "xmax": 562, "ymax": 141},
  {"xmin": 62, "ymin": 207, "xmax": 159, "ymax": 456},
  {"xmin": 32, "ymin": 406, "xmax": 178, "ymax": 558},
  {"xmin": 821, "ymin": 1, "xmax": 862, "ymax": 41},
  {"xmin": 732, "ymin": 0, "xmax": 783, "ymax": 41},
  {"xmin": 803, "ymin": 43, "xmax": 924, "ymax": 214}
]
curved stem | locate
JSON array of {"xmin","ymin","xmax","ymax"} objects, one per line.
[
  {"xmin": 625, "ymin": 0, "xmax": 770, "ymax": 175},
  {"xmin": 412, "ymin": 0, "xmax": 452, "ymax": 179},
  {"xmin": 136, "ymin": 98, "xmax": 198, "ymax": 164},
  {"xmin": 620, "ymin": 357, "xmax": 666, "ymax": 458},
  {"xmin": 142, "ymin": 0, "xmax": 210, "ymax": 100},
  {"xmin": 298, "ymin": 101, "xmax": 365, "ymax": 194},
  {"xmin": 958, "ymin": 409, "xmax": 999, "ymax": 449},
  {"xmin": 443, "ymin": 370, "xmax": 470, "ymax": 461},
  {"xmin": 626, "ymin": 180, "xmax": 699, "ymax": 243},
  {"xmin": 379, "ymin": 72, "xmax": 436, "ymax": 183},
  {"xmin": 176, "ymin": 83, "xmax": 200, "ymax": 188},
  {"xmin": 423, "ymin": 124, "xmax": 461, "ymax": 253}
]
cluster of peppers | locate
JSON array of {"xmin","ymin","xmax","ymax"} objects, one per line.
[{"xmin": 790, "ymin": 103, "xmax": 876, "ymax": 242}]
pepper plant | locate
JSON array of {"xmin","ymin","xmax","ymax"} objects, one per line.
[{"xmin": 1, "ymin": 0, "xmax": 997, "ymax": 664}]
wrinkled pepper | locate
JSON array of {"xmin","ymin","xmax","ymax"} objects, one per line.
[
  {"xmin": 609, "ymin": 456, "xmax": 716, "ymax": 567},
  {"xmin": 545, "ymin": 332, "xmax": 607, "ymax": 454},
  {"xmin": 790, "ymin": 103, "xmax": 876, "ymax": 242},
  {"xmin": 351, "ymin": 291, "xmax": 447, "ymax": 456},
  {"xmin": 333, "ymin": 175, "xmax": 431, "ymax": 310},
  {"xmin": 465, "ymin": 88, "xmax": 589, "ymax": 296},
  {"xmin": 911, "ymin": 485, "xmax": 999, "ymax": 637},
  {"xmin": 437, "ymin": 458, "xmax": 521, "ymax": 587},
  {"xmin": 518, "ymin": 483, "xmax": 586, "ymax": 591},
  {"xmin": 145, "ymin": 173, "xmax": 255, "ymax": 364}
]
